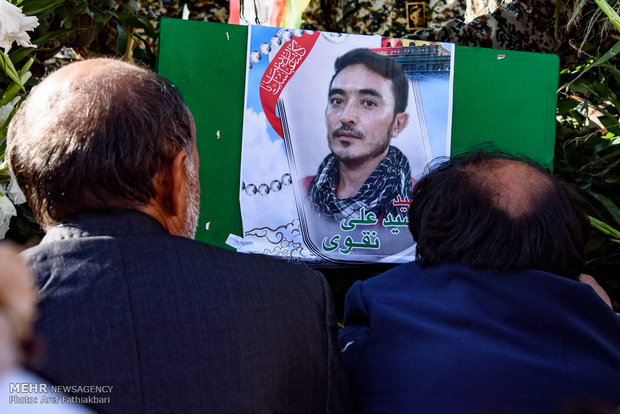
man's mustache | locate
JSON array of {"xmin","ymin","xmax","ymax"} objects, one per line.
[{"xmin": 331, "ymin": 124, "xmax": 364, "ymax": 139}]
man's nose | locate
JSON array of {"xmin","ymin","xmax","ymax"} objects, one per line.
[{"xmin": 339, "ymin": 102, "xmax": 358, "ymax": 124}]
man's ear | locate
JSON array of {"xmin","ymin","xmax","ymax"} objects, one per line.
[
  {"xmin": 149, "ymin": 150, "xmax": 188, "ymax": 221},
  {"xmin": 167, "ymin": 150, "xmax": 189, "ymax": 220},
  {"xmin": 140, "ymin": 150, "xmax": 189, "ymax": 235},
  {"xmin": 390, "ymin": 112, "xmax": 409, "ymax": 138}
]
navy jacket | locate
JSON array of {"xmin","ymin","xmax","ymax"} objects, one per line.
[
  {"xmin": 339, "ymin": 261, "xmax": 620, "ymax": 413},
  {"xmin": 25, "ymin": 210, "xmax": 351, "ymax": 413}
]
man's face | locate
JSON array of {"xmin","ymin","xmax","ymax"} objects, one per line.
[
  {"xmin": 182, "ymin": 114, "xmax": 201, "ymax": 239},
  {"xmin": 326, "ymin": 64, "xmax": 407, "ymax": 166}
]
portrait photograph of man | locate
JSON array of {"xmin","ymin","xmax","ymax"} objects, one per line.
[
  {"xmin": 240, "ymin": 27, "xmax": 453, "ymax": 264},
  {"xmin": 306, "ymin": 48, "xmax": 413, "ymax": 223}
]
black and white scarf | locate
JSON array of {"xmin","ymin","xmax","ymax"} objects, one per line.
[{"xmin": 308, "ymin": 145, "xmax": 413, "ymax": 221}]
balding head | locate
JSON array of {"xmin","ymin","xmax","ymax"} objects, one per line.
[
  {"xmin": 409, "ymin": 151, "xmax": 589, "ymax": 278},
  {"xmin": 7, "ymin": 58, "xmax": 195, "ymax": 230},
  {"xmin": 464, "ymin": 158, "xmax": 553, "ymax": 218}
]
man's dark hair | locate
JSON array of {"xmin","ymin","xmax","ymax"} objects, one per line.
[
  {"xmin": 330, "ymin": 48, "xmax": 408, "ymax": 116},
  {"xmin": 7, "ymin": 59, "xmax": 193, "ymax": 229},
  {"xmin": 408, "ymin": 150, "xmax": 590, "ymax": 279}
]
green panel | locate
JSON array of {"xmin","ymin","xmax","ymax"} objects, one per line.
[
  {"xmin": 451, "ymin": 45, "xmax": 559, "ymax": 169},
  {"xmin": 158, "ymin": 18, "xmax": 247, "ymax": 249},
  {"xmin": 158, "ymin": 19, "xmax": 560, "ymax": 250}
]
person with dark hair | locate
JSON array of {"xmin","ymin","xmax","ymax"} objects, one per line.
[
  {"xmin": 7, "ymin": 58, "xmax": 351, "ymax": 413},
  {"xmin": 409, "ymin": 151, "xmax": 591, "ymax": 277},
  {"xmin": 338, "ymin": 150, "xmax": 620, "ymax": 413},
  {"xmin": 307, "ymin": 48, "xmax": 413, "ymax": 222}
]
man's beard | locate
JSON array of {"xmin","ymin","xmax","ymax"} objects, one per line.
[
  {"xmin": 329, "ymin": 121, "xmax": 393, "ymax": 166},
  {"xmin": 181, "ymin": 158, "xmax": 201, "ymax": 239}
]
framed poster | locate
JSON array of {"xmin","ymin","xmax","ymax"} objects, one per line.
[
  {"xmin": 158, "ymin": 19, "xmax": 559, "ymax": 263},
  {"xmin": 239, "ymin": 26, "xmax": 453, "ymax": 264}
]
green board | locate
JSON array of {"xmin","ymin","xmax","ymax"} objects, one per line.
[
  {"xmin": 158, "ymin": 18, "xmax": 559, "ymax": 250},
  {"xmin": 158, "ymin": 20, "xmax": 246, "ymax": 247},
  {"xmin": 452, "ymin": 46, "xmax": 558, "ymax": 167}
]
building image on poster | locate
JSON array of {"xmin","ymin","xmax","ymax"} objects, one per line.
[{"xmin": 239, "ymin": 26, "xmax": 453, "ymax": 264}]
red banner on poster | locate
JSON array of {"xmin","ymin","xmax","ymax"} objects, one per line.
[{"xmin": 259, "ymin": 32, "xmax": 320, "ymax": 138}]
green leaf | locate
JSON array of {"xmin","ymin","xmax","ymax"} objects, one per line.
[
  {"xmin": 32, "ymin": 29, "xmax": 73, "ymax": 46},
  {"xmin": 91, "ymin": 8, "xmax": 105, "ymax": 32},
  {"xmin": 568, "ymin": 39, "xmax": 620, "ymax": 85},
  {"xmin": 7, "ymin": 47, "xmax": 34, "ymax": 66},
  {"xmin": 593, "ymin": 0, "xmax": 620, "ymax": 33},
  {"xmin": 600, "ymin": 117, "xmax": 620, "ymax": 135},
  {"xmin": 0, "ymin": 53, "xmax": 24, "ymax": 91},
  {"xmin": 108, "ymin": 11, "xmax": 157, "ymax": 38},
  {"xmin": 116, "ymin": 25, "xmax": 128, "ymax": 56},
  {"xmin": 556, "ymin": 97, "xmax": 580, "ymax": 114},
  {"xmin": 0, "ymin": 82, "xmax": 20, "ymax": 107},
  {"xmin": 21, "ymin": 0, "xmax": 65, "ymax": 17},
  {"xmin": 570, "ymin": 79, "xmax": 598, "ymax": 97},
  {"xmin": 590, "ymin": 216, "xmax": 620, "ymax": 240},
  {"xmin": 0, "ymin": 60, "xmax": 31, "ymax": 107},
  {"xmin": 132, "ymin": 46, "xmax": 147, "ymax": 62},
  {"xmin": 587, "ymin": 191, "xmax": 620, "ymax": 227},
  {"xmin": 18, "ymin": 57, "xmax": 34, "ymax": 77}
]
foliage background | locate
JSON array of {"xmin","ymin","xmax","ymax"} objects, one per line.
[
  {"xmin": 1, "ymin": 0, "xmax": 619, "ymax": 310},
  {"xmin": 554, "ymin": 0, "xmax": 620, "ymax": 310}
]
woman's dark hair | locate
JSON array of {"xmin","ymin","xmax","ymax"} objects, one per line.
[{"xmin": 408, "ymin": 151, "xmax": 590, "ymax": 279}]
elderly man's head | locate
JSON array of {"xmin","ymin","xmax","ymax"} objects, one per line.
[
  {"xmin": 7, "ymin": 59, "xmax": 200, "ymax": 238},
  {"xmin": 326, "ymin": 49, "xmax": 409, "ymax": 166},
  {"xmin": 409, "ymin": 151, "xmax": 590, "ymax": 278}
]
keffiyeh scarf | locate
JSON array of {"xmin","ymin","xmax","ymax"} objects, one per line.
[{"xmin": 308, "ymin": 145, "xmax": 413, "ymax": 221}]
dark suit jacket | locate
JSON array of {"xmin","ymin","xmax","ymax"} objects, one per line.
[
  {"xmin": 339, "ymin": 261, "xmax": 620, "ymax": 414},
  {"xmin": 24, "ymin": 210, "xmax": 350, "ymax": 413}
]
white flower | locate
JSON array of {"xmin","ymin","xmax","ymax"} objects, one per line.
[
  {"xmin": 0, "ymin": 159, "xmax": 25, "ymax": 205},
  {"xmin": 0, "ymin": 191, "xmax": 17, "ymax": 239},
  {"xmin": 0, "ymin": 101, "xmax": 14, "ymax": 127},
  {"xmin": 5, "ymin": 170, "xmax": 25, "ymax": 205},
  {"xmin": 0, "ymin": 0, "xmax": 39, "ymax": 54}
]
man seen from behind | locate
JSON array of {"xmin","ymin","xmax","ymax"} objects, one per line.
[
  {"xmin": 339, "ymin": 151, "xmax": 620, "ymax": 413},
  {"xmin": 7, "ymin": 58, "xmax": 350, "ymax": 413}
]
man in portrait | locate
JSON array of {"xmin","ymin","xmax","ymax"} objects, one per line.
[{"xmin": 307, "ymin": 48, "xmax": 413, "ymax": 222}]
